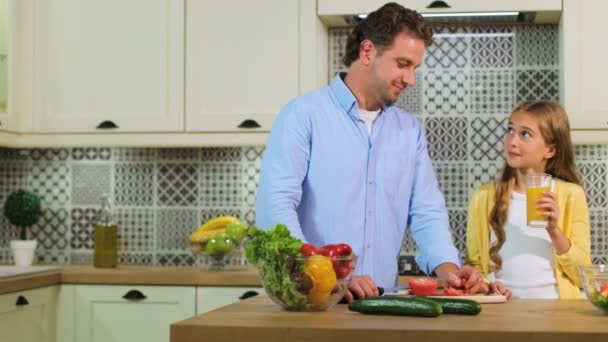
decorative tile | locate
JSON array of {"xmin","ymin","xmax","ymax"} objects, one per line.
[
  {"xmin": 515, "ymin": 69, "xmax": 559, "ymax": 102},
  {"xmin": 157, "ymin": 164, "xmax": 199, "ymax": 206},
  {"xmin": 423, "ymin": 69, "xmax": 469, "ymax": 115},
  {"xmin": 469, "ymin": 162, "xmax": 503, "ymax": 192},
  {"xmin": 0, "ymin": 148, "xmax": 29, "ymax": 161},
  {"xmin": 70, "ymin": 251, "xmax": 93, "ymax": 264},
  {"xmin": 157, "ymin": 253, "xmax": 196, "ymax": 266},
  {"xmin": 29, "ymin": 148, "xmax": 70, "ymax": 161},
  {"xmin": 396, "ymin": 71, "xmax": 422, "ymax": 115},
  {"xmin": 30, "ymin": 209, "xmax": 70, "ymax": 250},
  {"xmin": 156, "ymin": 209, "xmax": 199, "ymax": 250},
  {"xmin": 29, "ymin": 163, "xmax": 71, "ymax": 206},
  {"xmin": 71, "ymin": 207, "xmax": 97, "ymax": 250},
  {"xmin": 200, "ymin": 208, "xmax": 243, "ymax": 224},
  {"xmin": 119, "ymin": 252, "xmax": 155, "ymax": 265},
  {"xmin": 471, "ymin": 70, "xmax": 514, "ymax": 114},
  {"xmin": 242, "ymin": 162, "xmax": 261, "ymax": 208},
  {"xmin": 0, "ymin": 249, "xmax": 13, "ymax": 264},
  {"xmin": 114, "ymin": 163, "xmax": 154, "ymax": 206},
  {"xmin": 448, "ymin": 209, "xmax": 467, "ymax": 256},
  {"xmin": 0, "ymin": 215, "xmax": 20, "ymax": 248},
  {"xmin": 242, "ymin": 209, "xmax": 256, "ymax": 227},
  {"xmin": 115, "ymin": 208, "xmax": 155, "ymax": 252},
  {"xmin": 72, "ymin": 164, "xmax": 111, "ymax": 205},
  {"xmin": 114, "ymin": 148, "xmax": 157, "ymax": 161},
  {"xmin": 36, "ymin": 247, "xmax": 70, "ymax": 265},
  {"xmin": 425, "ymin": 27, "xmax": 469, "ymax": 68},
  {"xmin": 200, "ymin": 163, "xmax": 243, "ymax": 206},
  {"xmin": 72, "ymin": 148, "xmax": 112, "ymax": 161},
  {"xmin": 577, "ymin": 163, "xmax": 607, "ymax": 208},
  {"xmin": 329, "ymin": 28, "xmax": 350, "ymax": 77},
  {"xmin": 201, "ymin": 148, "xmax": 241, "ymax": 162},
  {"xmin": 471, "ymin": 26, "xmax": 513, "ymax": 34},
  {"xmin": 469, "ymin": 116, "xmax": 508, "ymax": 161},
  {"xmin": 158, "ymin": 148, "xmax": 200, "ymax": 161},
  {"xmin": 515, "ymin": 25, "xmax": 558, "ymax": 67},
  {"xmin": 471, "ymin": 32, "xmax": 514, "ymax": 68},
  {"xmin": 589, "ymin": 210, "xmax": 607, "ymax": 257},
  {"xmin": 575, "ymin": 145, "xmax": 608, "ymax": 162},
  {"xmin": 0, "ymin": 162, "xmax": 28, "ymax": 205},
  {"xmin": 592, "ymin": 256, "xmax": 608, "ymax": 265},
  {"xmin": 242, "ymin": 146, "xmax": 264, "ymax": 162},
  {"xmin": 425, "ymin": 118, "xmax": 468, "ymax": 161},
  {"xmin": 433, "ymin": 162, "xmax": 469, "ymax": 208},
  {"xmin": 400, "ymin": 227, "xmax": 418, "ymax": 255}
]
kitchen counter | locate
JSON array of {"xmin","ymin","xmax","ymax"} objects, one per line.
[{"xmin": 170, "ymin": 296, "xmax": 608, "ymax": 342}]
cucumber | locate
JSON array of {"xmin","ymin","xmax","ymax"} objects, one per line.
[
  {"xmin": 348, "ymin": 296, "xmax": 442, "ymax": 317},
  {"xmin": 423, "ymin": 297, "xmax": 482, "ymax": 315}
]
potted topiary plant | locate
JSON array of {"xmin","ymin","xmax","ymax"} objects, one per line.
[{"xmin": 3, "ymin": 190, "xmax": 42, "ymax": 266}]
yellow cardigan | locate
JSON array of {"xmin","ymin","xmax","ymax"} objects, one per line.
[{"xmin": 466, "ymin": 180, "xmax": 591, "ymax": 299}]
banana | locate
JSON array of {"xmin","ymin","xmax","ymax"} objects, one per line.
[{"xmin": 188, "ymin": 216, "xmax": 240, "ymax": 243}]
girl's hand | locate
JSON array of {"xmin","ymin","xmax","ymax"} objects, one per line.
[
  {"xmin": 537, "ymin": 191, "xmax": 560, "ymax": 230},
  {"xmin": 489, "ymin": 281, "xmax": 512, "ymax": 298}
]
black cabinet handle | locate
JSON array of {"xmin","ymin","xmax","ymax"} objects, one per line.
[
  {"xmin": 16, "ymin": 295, "xmax": 29, "ymax": 306},
  {"xmin": 96, "ymin": 120, "xmax": 119, "ymax": 129},
  {"xmin": 237, "ymin": 119, "xmax": 261, "ymax": 129},
  {"xmin": 238, "ymin": 291, "xmax": 259, "ymax": 300},
  {"xmin": 122, "ymin": 289, "xmax": 147, "ymax": 301},
  {"xmin": 427, "ymin": 1, "xmax": 450, "ymax": 9}
]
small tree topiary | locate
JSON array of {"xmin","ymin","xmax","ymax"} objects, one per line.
[{"xmin": 3, "ymin": 190, "xmax": 42, "ymax": 240}]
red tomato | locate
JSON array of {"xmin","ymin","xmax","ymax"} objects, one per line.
[
  {"xmin": 408, "ymin": 277, "xmax": 439, "ymax": 296},
  {"xmin": 600, "ymin": 284, "xmax": 608, "ymax": 298},
  {"xmin": 300, "ymin": 243, "xmax": 318, "ymax": 257},
  {"xmin": 441, "ymin": 287, "xmax": 464, "ymax": 296}
]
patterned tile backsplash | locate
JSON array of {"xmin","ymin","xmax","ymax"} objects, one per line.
[{"xmin": 1, "ymin": 24, "xmax": 607, "ymax": 268}]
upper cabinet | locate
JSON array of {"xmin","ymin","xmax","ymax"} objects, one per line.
[
  {"xmin": 560, "ymin": 0, "xmax": 608, "ymax": 130},
  {"xmin": 186, "ymin": 0, "xmax": 306, "ymax": 132},
  {"xmin": 30, "ymin": 0, "xmax": 184, "ymax": 133}
]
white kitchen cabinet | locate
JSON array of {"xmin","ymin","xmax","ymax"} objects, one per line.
[
  {"xmin": 186, "ymin": 0, "xmax": 325, "ymax": 132},
  {"xmin": 560, "ymin": 0, "xmax": 608, "ymax": 130},
  {"xmin": 0, "ymin": 286, "xmax": 58, "ymax": 342},
  {"xmin": 196, "ymin": 286, "xmax": 263, "ymax": 314},
  {"xmin": 30, "ymin": 0, "xmax": 184, "ymax": 133},
  {"xmin": 73, "ymin": 285, "xmax": 195, "ymax": 342}
]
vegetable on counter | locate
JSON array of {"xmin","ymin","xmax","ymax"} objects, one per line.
[{"xmin": 348, "ymin": 296, "xmax": 443, "ymax": 317}]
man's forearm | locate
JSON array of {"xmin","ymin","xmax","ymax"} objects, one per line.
[{"xmin": 433, "ymin": 262, "xmax": 459, "ymax": 284}]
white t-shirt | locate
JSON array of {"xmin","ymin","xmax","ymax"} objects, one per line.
[
  {"xmin": 488, "ymin": 191, "xmax": 559, "ymax": 299},
  {"xmin": 358, "ymin": 109, "xmax": 380, "ymax": 135}
]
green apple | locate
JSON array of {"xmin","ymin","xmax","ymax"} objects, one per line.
[
  {"xmin": 225, "ymin": 223, "xmax": 248, "ymax": 244},
  {"xmin": 205, "ymin": 233, "xmax": 235, "ymax": 256}
]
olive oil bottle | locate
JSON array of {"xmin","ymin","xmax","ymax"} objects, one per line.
[{"xmin": 94, "ymin": 195, "xmax": 118, "ymax": 268}]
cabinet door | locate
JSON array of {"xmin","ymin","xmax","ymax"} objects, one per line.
[
  {"xmin": 561, "ymin": 0, "xmax": 608, "ymax": 129},
  {"xmin": 196, "ymin": 286, "xmax": 263, "ymax": 314},
  {"xmin": 0, "ymin": 286, "xmax": 58, "ymax": 342},
  {"xmin": 74, "ymin": 285, "xmax": 195, "ymax": 342},
  {"xmin": 186, "ymin": 0, "xmax": 300, "ymax": 132},
  {"xmin": 32, "ymin": 0, "xmax": 184, "ymax": 133}
]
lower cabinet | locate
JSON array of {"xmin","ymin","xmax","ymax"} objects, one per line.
[
  {"xmin": 0, "ymin": 286, "xmax": 58, "ymax": 342},
  {"xmin": 196, "ymin": 286, "xmax": 263, "ymax": 314},
  {"xmin": 72, "ymin": 285, "xmax": 196, "ymax": 342}
]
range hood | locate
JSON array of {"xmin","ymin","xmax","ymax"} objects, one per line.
[{"xmin": 318, "ymin": 0, "xmax": 562, "ymax": 27}]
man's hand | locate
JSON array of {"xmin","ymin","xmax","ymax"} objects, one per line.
[
  {"xmin": 489, "ymin": 281, "xmax": 512, "ymax": 298},
  {"xmin": 343, "ymin": 275, "xmax": 379, "ymax": 303},
  {"xmin": 434, "ymin": 263, "xmax": 488, "ymax": 294}
]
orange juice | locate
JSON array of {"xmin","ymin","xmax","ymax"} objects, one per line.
[{"xmin": 526, "ymin": 186, "xmax": 550, "ymax": 227}]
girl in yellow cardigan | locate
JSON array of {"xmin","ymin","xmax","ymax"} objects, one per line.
[{"xmin": 466, "ymin": 100, "xmax": 591, "ymax": 299}]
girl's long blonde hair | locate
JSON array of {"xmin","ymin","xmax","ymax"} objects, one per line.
[{"xmin": 488, "ymin": 100, "xmax": 581, "ymax": 273}]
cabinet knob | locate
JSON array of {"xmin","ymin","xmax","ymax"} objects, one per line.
[
  {"xmin": 238, "ymin": 290, "xmax": 259, "ymax": 300},
  {"xmin": 427, "ymin": 1, "xmax": 451, "ymax": 8},
  {"xmin": 16, "ymin": 295, "xmax": 29, "ymax": 306},
  {"xmin": 237, "ymin": 119, "xmax": 261, "ymax": 129},
  {"xmin": 122, "ymin": 289, "xmax": 147, "ymax": 301},
  {"xmin": 96, "ymin": 120, "xmax": 119, "ymax": 129}
]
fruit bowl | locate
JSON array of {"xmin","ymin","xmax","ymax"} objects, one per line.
[
  {"xmin": 579, "ymin": 264, "xmax": 608, "ymax": 314},
  {"xmin": 255, "ymin": 254, "xmax": 356, "ymax": 311},
  {"xmin": 189, "ymin": 218, "xmax": 249, "ymax": 271}
]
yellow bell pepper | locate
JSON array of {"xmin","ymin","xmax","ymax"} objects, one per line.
[{"xmin": 303, "ymin": 258, "xmax": 337, "ymax": 305}]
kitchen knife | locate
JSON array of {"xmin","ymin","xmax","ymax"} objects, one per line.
[{"xmin": 338, "ymin": 284, "xmax": 410, "ymax": 304}]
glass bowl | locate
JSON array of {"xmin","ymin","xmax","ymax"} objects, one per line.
[
  {"xmin": 190, "ymin": 233, "xmax": 246, "ymax": 271},
  {"xmin": 255, "ymin": 254, "xmax": 356, "ymax": 311},
  {"xmin": 579, "ymin": 264, "xmax": 608, "ymax": 314}
]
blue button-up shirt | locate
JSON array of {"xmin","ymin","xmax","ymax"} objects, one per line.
[{"xmin": 256, "ymin": 74, "xmax": 460, "ymax": 288}]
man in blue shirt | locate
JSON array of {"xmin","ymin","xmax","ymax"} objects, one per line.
[{"xmin": 256, "ymin": 2, "xmax": 487, "ymax": 302}]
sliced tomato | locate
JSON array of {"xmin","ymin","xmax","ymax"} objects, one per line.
[
  {"xmin": 408, "ymin": 277, "xmax": 439, "ymax": 296},
  {"xmin": 441, "ymin": 287, "xmax": 465, "ymax": 296}
]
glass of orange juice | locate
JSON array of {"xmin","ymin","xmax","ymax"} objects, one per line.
[{"xmin": 526, "ymin": 173, "xmax": 552, "ymax": 227}]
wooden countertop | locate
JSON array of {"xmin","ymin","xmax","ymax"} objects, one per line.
[
  {"xmin": 171, "ymin": 296, "xmax": 608, "ymax": 342},
  {"xmin": 0, "ymin": 265, "xmax": 262, "ymax": 294}
]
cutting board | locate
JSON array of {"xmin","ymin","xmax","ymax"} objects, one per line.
[{"xmin": 394, "ymin": 290, "xmax": 507, "ymax": 304}]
